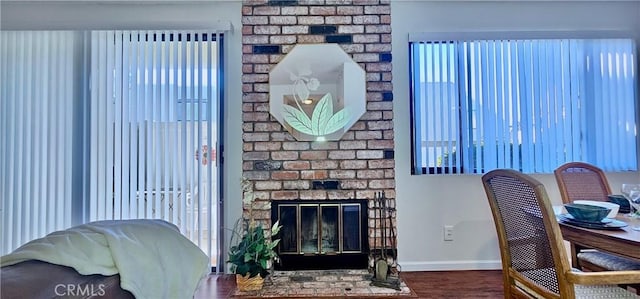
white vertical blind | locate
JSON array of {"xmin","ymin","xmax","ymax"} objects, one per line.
[
  {"xmin": 0, "ymin": 29, "xmax": 224, "ymax": 269},
  {"xmin": 582, "ymin": 39, "xmax": 638, "ymax": 170},
  {"xmin": 88, "ymin": 30, "xmax": 220, "ymax": 267},
  {"xmin": 411, "ymin": 38, "xmax": 638, "ymax": 174},
  {"xmin": 1, "ymin": 31, "xmax": 76, "ymax": 254}
]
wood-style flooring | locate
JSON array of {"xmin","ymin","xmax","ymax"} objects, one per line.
[{"xmin": 194, "ymin": 270, "xmax": 504, "ymax": 298}]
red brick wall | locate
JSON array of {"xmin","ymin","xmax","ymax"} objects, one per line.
[{"xmin": 241, "ymin": 0, "xmax": 395, "ymax": 253}]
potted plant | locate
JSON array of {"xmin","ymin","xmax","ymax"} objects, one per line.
[{"xmin": 227, "ymin": 177, "xmax": 281, "ymax": 291}]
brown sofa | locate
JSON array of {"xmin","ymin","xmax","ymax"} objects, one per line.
[{"xmin": 1, "ymin": 260, "xmax": 135, "ymax": 299}]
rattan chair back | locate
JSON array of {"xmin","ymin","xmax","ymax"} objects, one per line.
[
  {"xmin": 554, "ymin": 162, "xmax": 611, "ymax": 204},
  {"xmin": 482, "ymin": 169, "xmax": 574, "ymax": 298}
]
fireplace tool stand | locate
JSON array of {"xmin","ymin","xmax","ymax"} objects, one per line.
[{"xmin": 370, "ymin": 191, "xmax": 401, "ymax": 290}]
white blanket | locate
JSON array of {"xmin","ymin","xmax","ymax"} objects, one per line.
[{"xmin": 1, "ymin": 219, "xmax": 209, "ymax": 299}]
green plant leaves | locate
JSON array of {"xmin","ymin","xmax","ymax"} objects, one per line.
[
  {"xmin": 260, "ymin": 259, "xmax": 268, "ymax": 270},
  {"xmin": 236, "ymin": 264, "xmax": 250, "ymax": 276},
  {"xmin": 271, "ymin": 220, "xmax": 281, "ymax": 235},
  {"xmin": 227, "ymin": 223, "xmax": 281, "ymax": 279},
  {"xmin": 269, "ymin": 239, "xmax": 280, "ymax": 250}
]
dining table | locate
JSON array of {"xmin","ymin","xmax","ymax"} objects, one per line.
[{"xmin": 558, "ymin": 214, "xmax": 640, "ymax": 268}]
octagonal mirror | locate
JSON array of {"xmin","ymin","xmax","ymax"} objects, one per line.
[{"xmin": 269, "ymin": 44, "xmax": 366, "ymax": 141}]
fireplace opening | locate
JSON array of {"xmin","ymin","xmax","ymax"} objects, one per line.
[{"xmin": 271, "ymin": 199, "xmax": 368, "ymax": 270}]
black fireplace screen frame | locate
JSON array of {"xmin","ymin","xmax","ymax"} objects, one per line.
[{"xmin": 271, "ymin": 199, "xmax": 369, "ymax": 270}]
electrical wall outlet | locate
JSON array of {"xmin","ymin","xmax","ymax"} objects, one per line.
[{"xmin": 444, "ymin": 225, "xmax": 454, "ymax": 241}]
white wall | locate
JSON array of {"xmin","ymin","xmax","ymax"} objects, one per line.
[{"xmin": 392, "ymin": 0, "xmax": 640, "ymax": 271}]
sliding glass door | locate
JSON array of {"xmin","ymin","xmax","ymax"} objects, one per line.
[
  {"xmin": 87, "ymin": 31, "xmax": 222, "ymax": 268},
  {"xmin": 0, "ymin": 30, "xmax": 224, "ymax": 269}
]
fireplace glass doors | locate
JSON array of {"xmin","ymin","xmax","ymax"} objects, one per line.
[{"xmin": 272, "ymin": 200, "xmax": 368, "ymax": 270}]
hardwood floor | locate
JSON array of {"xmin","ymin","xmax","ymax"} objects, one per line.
[
  {"xmin": 400, "ymin": 270, "xmax": 504, "ymax": 298},
  {"xmin": 194, "ymin": 270, "xmax": 504, "ymax": 298}
]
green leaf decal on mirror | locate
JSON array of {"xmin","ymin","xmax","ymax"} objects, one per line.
[
  {"xmin": 311, "ymin": 93, "xmax": 333, "ymax": 135},
  {"xmin": 283, "ymin": 92, "xmax": 351, "ymax": 137},
  {"xmin": 322, "ymin": 108, "xmax": 350, "ymax": 135},
  {"xmin": 283, "ymin": 104, "xmax": 313, "ymax": 135}
]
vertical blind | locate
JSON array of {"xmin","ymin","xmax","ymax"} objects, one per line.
[
  {"xmin": 89, "ymin": 30, "xmax": 221, "ymax": 266},
  {"xmin": 1, "ymin": 30, "xmax": 224, "ymax": 268},
  {"xmin": 1, "ymin": 31, "xmax": 77, "ymax": 254},
  {"xmin": 410, "ymin": 38, "xmax": 638, "ymax": 174}
]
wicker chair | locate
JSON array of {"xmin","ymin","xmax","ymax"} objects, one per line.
[
  {"xmin": 554, "ymin": 162, "xmax": 640, "ymax": 273},
  {"xmin": 555, "ymin": 162, "xmax": 612, "ymax": 204},
  {"xmin": 482, "ymin": 169, "xmax": 640, "ymax": 298}
]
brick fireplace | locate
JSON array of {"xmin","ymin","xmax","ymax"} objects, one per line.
[{"xmin": 241, "ymin": 0, "xmax": 395, "ymax": 271}]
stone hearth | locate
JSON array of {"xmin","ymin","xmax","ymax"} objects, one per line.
[{"xmin": 231, "ymin": 270, "xmax": 414, "ymax": 298}]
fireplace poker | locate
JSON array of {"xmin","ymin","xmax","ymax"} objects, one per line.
[
  {"xmin": 371, "ymin": 192, "xmax": 378, "ymax": 269},
  {"xmin": 373, "ymin": 191, "xmax": 389, "ymax": 282},
  {"xmin": 381, "ymin": 191, "xmax": 387, "ymax": 261},
  {"xmin": 370, "ymin": 191, "xmax": 402, "ymax": 291}
]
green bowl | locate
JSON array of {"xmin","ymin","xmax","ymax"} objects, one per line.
[
  {"xmin": 607, "ymin": 195, "xmax": 631, "ymax": 211},
  {"xmin": 564, "ymin": 203, "xmax": 611, "ymax": 222}
]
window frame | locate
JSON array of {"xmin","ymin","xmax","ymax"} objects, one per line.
[{"xmin": 409, "ymin": 31, "xmax": 640, "ymax": 175}]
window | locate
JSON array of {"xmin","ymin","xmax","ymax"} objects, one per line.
[{"xmin": 410, "ymin": 37, "xmax": 638, "ymax": 174}]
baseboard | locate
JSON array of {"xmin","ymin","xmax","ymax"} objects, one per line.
[{"xmin": 398, "ymin": 260, "xmax": 502, "ymax": 272}]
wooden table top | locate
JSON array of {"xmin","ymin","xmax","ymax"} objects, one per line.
[{"xmin": 559, "ymin": 214, "xmax": 640, "ymax": 261}]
